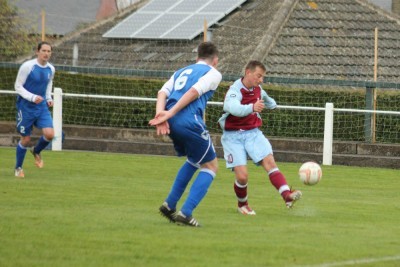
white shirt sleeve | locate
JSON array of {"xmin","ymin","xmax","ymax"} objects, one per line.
[
  {"xmin": 223, "ymin": 81, "xmax": 253, "ymax": 117},
  {"xmin": 159, "ymin": 75, "xmax": 175, "ymax": 97},
  {"xmin": 15, "ymin": 62, "xmax": 36, "ymax": 102},
  {"xmin": 46, "ymin": 64, "xmax": 55, "ymax": 101},
  {"xmin": 261, "ymin": 88, "xmax": 277, "ymax": 109},
  {"xmin": 192, "ymin": 67, "xmax": 222, "ymax": 96}
]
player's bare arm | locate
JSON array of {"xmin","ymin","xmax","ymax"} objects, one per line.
[
  {"xmin": 152, "ymin": 91, "xmax": 170, "ymax": 135},
  {"xmin": 149, "ymin": 88, "xmax": 199, "ymax": 126}
]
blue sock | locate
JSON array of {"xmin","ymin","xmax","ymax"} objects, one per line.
[
  {"xmin": 33, "ymin": 136, "xmax": 50, "ymax": 154},
  {"xmin": 15, "ymin": 142, "xmax": 28, "ymax": 169},
  {"xmin": 181, "ymin": 169, "xmax": 215, "ymax": 217},
  {"xmin": 166, "ymin": 161, "xmax": 198, "ymax": 210}
]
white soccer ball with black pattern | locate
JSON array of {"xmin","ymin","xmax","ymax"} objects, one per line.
[{"xmin": 298, "ymin": 162, "xmax": 322, "ymax": 185}]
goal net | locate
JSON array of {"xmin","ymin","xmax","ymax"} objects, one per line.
[{"xmin": 0, "ymin": 1, "xmax": 399, "ymax": 144}]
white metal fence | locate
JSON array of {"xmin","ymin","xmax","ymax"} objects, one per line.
[{"xmin": 2, "ymin": 88, "xmax": 400, "ymax": 166}]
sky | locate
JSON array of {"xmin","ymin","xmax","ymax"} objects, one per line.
[{"xmin": 13, "ymin": 0, "xmax": 140, "ymax": 35}]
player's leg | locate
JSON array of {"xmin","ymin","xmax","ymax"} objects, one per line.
[
  {"xmin": 160, "ymin": 159, "xmax": 198, "ymax": 222},
  {"xmin": 248, "ymin": 129, "xmax": 302, "ymax": 208},
  {"xmin": 259, "ymin": 151, "xmax": 302, "ymax": 208},
  {"xmin": 222, "ymin": 130, "xmax": 255, "ymax": 215},
  {"xmin": 31, "ymin": 110, "xmax": 54, "ymax": 168},
  {"xmin": 15, "ymin": 109, "xmax": 34, "ymax": 177},
  {"xmin": 15, "ymin": 136, "xmax": 31, "ymax": 178},
  {"xmin": 165, "ymin": 160, "xmax": 198, "ymax": 208},
  {"xmin": 158, "ymin": 129, "xmax": 199, "ymax": 223},
  {"xmin": 175, "ymin": 123, "xmax": 217, "ymax": 227},
  {"xmin": 176, "ymin": 157, "xmax": 217, "ymax": 227},
  {"xmin": 233, "ymin": 165, "xmax": 256, "ymax": 215}
]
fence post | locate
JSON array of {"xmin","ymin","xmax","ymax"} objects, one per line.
[
  {"xmin": 72, "ymin": 43, "xmax": 79, "ymax": 67},
  {"xmin": 52, "ymin": 87, "xmax": 63, "ymax": 151},
  {"xmin": 364, "ymin": 86, "xmax": 375, "ymax": 142},
  {"xmin": 323, "ymin": 102, "xmax": 334, "ymax": 165}
]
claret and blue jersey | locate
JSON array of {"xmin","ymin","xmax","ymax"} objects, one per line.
[{"xmin": 219, "ymin": 78, "xmax": 277, "ymax": 131}]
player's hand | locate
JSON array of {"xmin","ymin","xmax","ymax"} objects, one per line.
[
  {"xmin": 47, "ymin": 100, "xmax": 54, "ymax": 107},
  {"xmin": 253, "ymin": 99, "xmax": 265, "ymax": 112},
  {"xmin": 149, "ymin": 111, "xmax": 171, "ymax": 126},
  {"xmin": 155, "ymin": 121, "xmax": 170, "ymax": 135},
  {"xmin": 33, "ymin": 95, "xmax": 44, "ymax": 104}
]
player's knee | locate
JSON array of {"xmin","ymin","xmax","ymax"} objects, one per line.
[
  {"xmin": 208, "ymin": 162, "xmax": 218, "ymax": 174},
  {"xmin": 44, "ymin": 132, "xmax": 54, "ymax": 141},
  {"xmin": 261, "ymin": 154, "xmax": 277, "ymax": 171},
  {"xmin": 212, "ymin": 164, "xmax": 218, "ymax": 174},
  {"xmin": 236, "ymin": 173, "xmax": 248, "ymax": 184},
  {"xmin": 201, "ymin": 159, "xmax": 218, "ymax": 174},
  {"xmin": 20, "ymin": 136, "xmax": 31, "ymax": 146},
  {"xmin": 233, "ymin": 166, "xmax": 248, "ymax": 183},
  {"xmin": 43, "ymin": 129, "xmax": 55, "ymax": 141}
]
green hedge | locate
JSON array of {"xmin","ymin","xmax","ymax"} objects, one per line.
[{"xmin": 1, "ymin": 68, "xmax": 399, "ymax": 143}]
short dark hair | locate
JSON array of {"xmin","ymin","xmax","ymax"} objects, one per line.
[
  {"xmin": 197, "ymin": 42, "xmax": 218, "ymax": 60},
  {"xmin": 245, "ymin": 60, "xmax": 266, "ymax": 72},
  {"xmin": 37, "ymin": 41, "xmax": 52, "ymax": 51}
]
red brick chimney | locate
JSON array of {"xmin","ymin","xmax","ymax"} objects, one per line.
[{"xmin": 96, "ymin": 0, "xmax": 118, "ymax": 20}]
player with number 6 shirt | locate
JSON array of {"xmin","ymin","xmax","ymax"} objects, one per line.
[{"xmin": 149, "ymin": 42, "xmax": 222, "ymax": 227}]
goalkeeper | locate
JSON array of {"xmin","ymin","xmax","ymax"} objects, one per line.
[{"xmin": 218, "ymin": 60, "xmax": 302, "ymax": 215}]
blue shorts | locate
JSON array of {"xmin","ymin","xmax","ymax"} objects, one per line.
[
  {"xmin": 168, "ymin": 113, "xmax": 216, "ymax": 167},
  {"xmin": 221, "ymin": 128, "xmax": 273, "ymax": 169},
  {"xmin": 16, "ymin": 104, "xmax": 53, "ymax": 136}
]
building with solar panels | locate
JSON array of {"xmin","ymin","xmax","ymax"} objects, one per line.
[{"xmin": 41, "ymin": 0, "xmax": 400, "ymax": 82}]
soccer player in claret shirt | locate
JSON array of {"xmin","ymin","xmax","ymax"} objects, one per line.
[
  {"xmin": 218, "ymin": 60, "xmax": 302, "ymax": 215},
  {"xmin": 14, "ymin": 42, "xmax": 55, "ymax": 178},
  {"xmin": 149, "ymin": 42, "xmax": 222, "ymax": 227}
]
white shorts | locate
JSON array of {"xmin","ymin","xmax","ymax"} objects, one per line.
[{"xmin": 221, "ymin": 128, "xmax": 273, "ymax": 169}]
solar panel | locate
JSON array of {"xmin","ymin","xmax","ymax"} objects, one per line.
[
  {"xmin": 163, "ymin": 13, "xmax": 222, "ymax": 40},
  {"xmin": 140, "ymin": 0, "xmax": 177, "ymax": 12},
  {"xmin": 103, "ymin": 0, "xmax": 247, "ymax": 40},
  {"xmin": 135, "ymin": 13, "xmax": 188, "ymax": 38},
  {"xmin": 173, "ymin": 0, "xmax": 207, "ymax": 12},
  {"xmin": 200, "ymin": 0, "xmax": 246, "ymax": 14}
]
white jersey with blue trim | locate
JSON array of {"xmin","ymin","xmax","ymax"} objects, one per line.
[
  {"xmin": 160, "ymin": 61, "xmax": 222, "ymax": 118},
  {"xmin": 15, "ymin": 58, "xmax": 55, "ymax": 108}
]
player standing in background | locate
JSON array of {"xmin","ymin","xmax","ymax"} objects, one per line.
[
  {"xmin": 218, "ymin": 60, "xmax": 302, "ymax": 215},
  {"xmin": 149, "ymin": 42, "xmax": 222, "ymax": 227},
  {"xmin": 14, "ymin": 42, "xmax": 55, "ymax": 178}
]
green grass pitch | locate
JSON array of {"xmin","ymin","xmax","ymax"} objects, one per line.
[{"xmin": 0, "ymin": 147, "xmax": 399, "ymax": 267}]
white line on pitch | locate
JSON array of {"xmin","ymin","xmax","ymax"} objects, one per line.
[{"xmin": 294, "ymin": 255, "xmax": 400, "ymax": 267}]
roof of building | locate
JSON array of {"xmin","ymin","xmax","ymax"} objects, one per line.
[
  {"xmin": 48, "ymin": 0, "xmax": 400, "ymax": 82},
  {"xmin": 266, "ymin": 0, "xmax": 400, "ymax": 81}
]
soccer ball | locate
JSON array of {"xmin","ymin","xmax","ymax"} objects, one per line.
[{"xmin": 299, "ymin": 162, "xmax": 322, "ymax": 185}]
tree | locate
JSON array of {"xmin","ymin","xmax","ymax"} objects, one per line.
[{"xmin": 0, "ymin": 0, "xmax": 33, "ymax": 61}]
